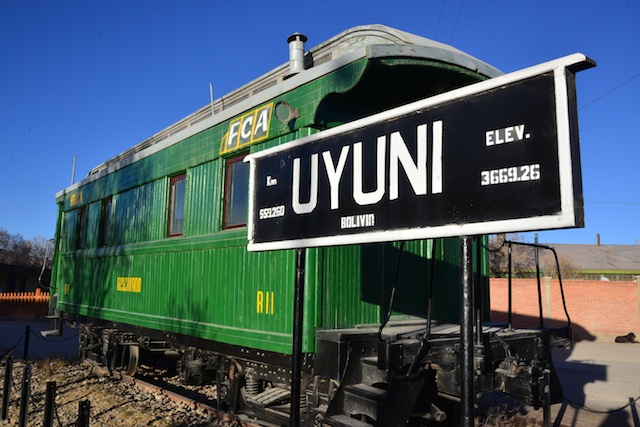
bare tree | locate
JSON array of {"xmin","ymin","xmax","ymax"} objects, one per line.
[
  {"xmin": 488, "ymin": 233, "xmax": 536, "ymax": 278},
  {"xmin": 0, "ymin": 228, "xmax": 13, "ymax": 264},
  {"xmin": 541, "ymin": 254, "xmax": 581, "ymax": 279},
  {"xmin": 29, "ymin": 236, "xmax": 51, "ymax": 266},
  {"xmin": 0, "ymin": 228, "xmax": 9, "ymax": 249},
  {"xmin": 0, "ymin": 228, "xmax": 51, "ymax": 268}
]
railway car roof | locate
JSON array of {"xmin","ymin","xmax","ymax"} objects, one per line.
[{"xmin": 56, "ymin": 24, "xmax": 501, "ymax": 199}]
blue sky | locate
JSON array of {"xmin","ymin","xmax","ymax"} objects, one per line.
[{"xmin": 1, "ymin": 1, "xmax": 638, "ymax": 245}]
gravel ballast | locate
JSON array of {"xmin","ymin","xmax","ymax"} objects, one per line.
[{"xmin": 0, "ymin": 358, "xmax": 246, "ymax": 427}]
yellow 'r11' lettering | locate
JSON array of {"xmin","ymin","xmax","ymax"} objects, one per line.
[{"xmin": 256, "ymin": 291, "xmax": 275, "ymax": 314}]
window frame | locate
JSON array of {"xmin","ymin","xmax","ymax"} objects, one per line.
[
  {"xmin": 76, "ymin": 206, "xmax": 88, "ymax": 249},
  {"xmin": 168, "ymin": 173, "xmax": 187, "ymax": 237},
  {"xmin": 99, "ymin": 197, "xmax": 113, "ymax": 247},
  {"xmin": 222, "ymin": 154, "xmax": 250, "ymax": 229}
]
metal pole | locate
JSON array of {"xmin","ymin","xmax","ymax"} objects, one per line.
[
  {"xmin": 23, "ymin": 326, "xmax": 30, "ymax": 362},
  {"xmin": 290, "ymin": 248, "xmax": 306, "ymax": 427},
  {"xmin": 535, "ymin": 234, "xmax": 544, "ymax": 328},
  {"xmin": 543, "ymin": 368, "xmax": 551, "ymax": 427},
  {"xmin": 18, "ymin": 364, "xmax": 31, "ymax": 427},
  {"xmin": 43, "ymin": 381, "xmax": 56, "ymax": 427},
  {"xmin": 474, "ymin": 237, "xmax": 483, "ymax": 343},
  {"xmin": 1, "ymin": 356, "xmax": 12, "ymax": 420},
  {"xmin": 474, "ymin": 238, "xmax": 485, "ymax": 377},
  {"xmin": 71, "ymin": 152, "xmax": 77, "ymax": 185},
  {"xmin": 460, "ymin": 236, "xmax": 474, "ymax": 427},
  {"xmin": 77, "ymin": 400, "xmax": 91, "ymax": 427},
  {"xmin": 507, "ymin": 242, "xmax": 513, "ymax": 330}
]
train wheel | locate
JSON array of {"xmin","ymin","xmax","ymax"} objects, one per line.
[
  {"xmin": 124, "ymin": 345, "xmax": 139, "ymax": 376},
  {"xmin": 110, "ymin": 343, "xmax": 140, "ymax": 376}
]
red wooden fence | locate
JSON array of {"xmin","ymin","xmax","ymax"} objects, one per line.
[{"xmin": 0, "ymin": 288, "xmax": 50, "ymax": 320}]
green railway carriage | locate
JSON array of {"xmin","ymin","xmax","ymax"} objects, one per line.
[
  {"xmin": 52, "ymin": 24, "xmax": 498, "ymax": 354},
  {"xmin": 49, "ymin": 25, "xmax": 569, "ymax": 426}
]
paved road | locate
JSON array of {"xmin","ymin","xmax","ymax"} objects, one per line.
[{"xmin": 524, "ymin": 340, "xmax": 640, "ymax": 427}]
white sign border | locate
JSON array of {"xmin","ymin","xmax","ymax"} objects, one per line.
[{"xmin": 246, "ymin": 54, "xmax": 595, "ymax": 251}]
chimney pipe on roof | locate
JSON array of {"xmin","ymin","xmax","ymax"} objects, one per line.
[
  {"xmin": 597, "ymin": 233, "xmax": 601, "ymax": 246},
  {"xmin": 287, "ymin": 33, "xmax": 307, "ymax": 76}
]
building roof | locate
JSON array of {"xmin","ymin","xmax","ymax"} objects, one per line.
[{"xmin": 539, "ymin": 244, "xmax": 640, "ymax": 272}]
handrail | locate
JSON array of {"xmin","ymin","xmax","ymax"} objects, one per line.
[{"xmin": 504, "ymin": 240, "xmax": 571, "ymax": 329}]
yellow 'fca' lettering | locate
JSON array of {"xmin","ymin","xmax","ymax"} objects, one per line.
[
  {"xmin": 256, "ymin": 291, "xmax": 275, "ymax": 315},
  {"xmin": 64, "ymin": 283, "xmax": 70, "ymax": 296},
  {"xmin": 220, "ymin": 103, "xmax": 273, "ymax": 154},
  {"xmin": 69, "ymin": 192, "xmax": 83, "ymax": 207},
  {"xmin": 117, "ymin": 277, "xmax": 142, "ymax": 293}
]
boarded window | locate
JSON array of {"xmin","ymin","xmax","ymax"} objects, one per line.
[
  {"xmin": 169, "ymin": 174, "xmax": 186, "ymax": 236},
  {"xmin": 223, "ymin": 155, "xmax": 249, "ymax": 229}
]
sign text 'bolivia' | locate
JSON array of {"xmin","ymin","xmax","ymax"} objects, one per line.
[{"xmin": 246, "ymin": 54, "xmax": 595, "ymax": 251}]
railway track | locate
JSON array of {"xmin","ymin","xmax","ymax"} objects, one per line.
[
  {"xmin": 87, "ymin": 360, "xmax": 276, "ymax": 427},
  {"xmin": 0, "ymin": 357, "xmax": 282, "ymax": 427}
]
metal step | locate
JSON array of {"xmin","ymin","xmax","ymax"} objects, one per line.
[
  {"xmin": 360, "ymin": 356, "xmax": 378, "ymax": 366},
  {"xmin": 41, "ymin": 317, "xmax": 62, "ymax": 337},
  {"xmin": 345, "ymin": 384, "xmax": 386, "ymax": 401},
  {"xmin": 142, "ymin": 340, "xmax": 173, "ymax": 352},
  {"xmin": 322, "ymin": 414, "xmax": 373, "ymax": 427},
  {"xmin": 359, "ymin": 356, "xmax": 387, "ymax": 384},
  {"xmin": 343, "ymin": 383, "xmax": 386, "ymax": 422}
]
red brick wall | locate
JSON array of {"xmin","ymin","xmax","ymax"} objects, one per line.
[{"xmin": 490, "ymin": 278, "xmax": 640, "ymax": 340}]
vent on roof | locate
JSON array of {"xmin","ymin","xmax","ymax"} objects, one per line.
[{"xmin": 287, "ymin": 33, "xmax": 307, "ymax": 76}]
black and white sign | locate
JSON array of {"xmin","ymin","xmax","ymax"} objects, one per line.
[{"xmin": 246, "ymin": 54, "xmax": 595, "ymax": 251}]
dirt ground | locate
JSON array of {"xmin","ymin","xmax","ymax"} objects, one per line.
[{"xmin": 2, "ymin": 321, "xmax": 639, "ymax": 426}]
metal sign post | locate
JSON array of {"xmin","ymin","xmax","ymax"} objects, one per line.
[
  {"xmin": 460, "ymin": 236, "xmax": 474, "ymax": 427},
  {"xmin": 290, "ymin": 248, "xmax": 305, "ymax": 427}
]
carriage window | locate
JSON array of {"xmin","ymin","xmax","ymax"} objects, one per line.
[
  {"xmin": 169, "ymin": 174, "xmax": 186, "ymax": 236},
  {"xmin": 76, "ymin": 206, "xmax": 88, "ymax": 249},
  {"xmin": 99, "ymin": 197, "xmax": 112, "ymax": 246},
  {"xmin": 223, "ymin": 155, "xmax": 249, "ymax": 229}
]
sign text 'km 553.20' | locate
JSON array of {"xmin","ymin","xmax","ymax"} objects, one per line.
[{"xmin": 245, "ymin": 54, "xmax": 595, "ymax": 251}]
